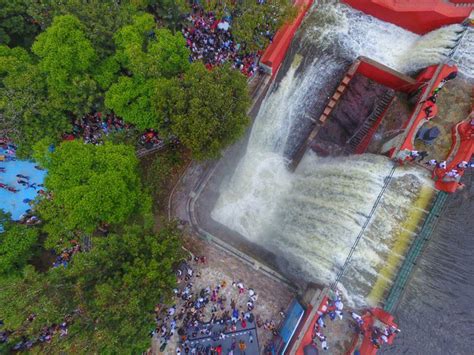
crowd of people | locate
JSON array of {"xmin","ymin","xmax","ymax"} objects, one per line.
[
  {"xmin": 63, "ymin": 112, "xmax": 168, "ymax": 152},
  {"xmin": 0, "ymin": 141, "xmax": 17, "ymax": 193},
  {"xmin": 52, "ymin": 242, "xmax": 82, "ymax": 268},
  {"xmin": 0, "ymin": 313, "xmax": 74, "ymax": 351},
  {"xmin": 349, "ymin": 311, "xmax": 400, "ymax": 349},
  {"xmin": 311, "ymin": 290, "xmax": 345, "ymax": 352},
  {"xmin": 64, "ymin": 112, "xmax": 128, "ymax": 145},
  {"xmin": 0, "ymin": 139, "xmax": 16, "ymax": 163},
  {"xmin": 404, "ymin": 147, "xmax": 474, "ymax": 183},
  {"xmin": 139, "ymin": 128, "xmax": 165, "ymax": 150},
  {"xmin": 427, "ymin": 158, "xmax": 473, "ymax": 181},
  {"xmin": 182, "ymin": 5, "xmax": 263, "ymax": 77},
  {"xmin": 151, "ymin": 255, "xmax": 278, "ymax": 354}
]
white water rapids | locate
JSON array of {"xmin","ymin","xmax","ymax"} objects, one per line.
[
  {"xmin": 211, "ymin": 2, "xmax": 465, "ymax": 306},
  {"xmin": 451, "ymin": 27, "xmax": 474, "ymax": 79}
]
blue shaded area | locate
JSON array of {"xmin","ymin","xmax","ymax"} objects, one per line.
[
  {"xmin": 0, "ymin": 148, "xmax": 47, "ymax": 220},
  {"xmin": 279, "ymin": 299, "xmax": 305, "ymax": 344}
]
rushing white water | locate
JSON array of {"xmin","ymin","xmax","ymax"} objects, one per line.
[
  {"xmin": 451, "ymin": 27, "xmax": 474, "ymax": 79},
  {"xmin": 302, "ymin": 3, "xmax": 464, "ymax": 73},
  {"xmin": 211, "ymin": 2, "xmax": 457, "ymax": 305}
]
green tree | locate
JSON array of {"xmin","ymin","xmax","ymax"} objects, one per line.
[
  {"xmin": 26, "ymin": 0, "xmax": 141, "ymax": 58},
  {"xmin": 0, "ymin": 223, "xmax": 182, "ymax": 353},
  {"xmin": 32, "ymin": 137, "xmax": 55, "ymax": 169},
  {"xmin": 32, "ymin": 14, "xmax": 99, "ymax": 115},
  {"xmin": 0, "ymin": 0, "xmax": 39, "ymax": 47},
  {"xmin": 0, "ymin": 266, "xmax": 75, "ymax": 348},
  {"xmin": 0, "ymin": 45, "xmax": 69, "ymax": 158},
  {"xmin": 106, "ymin": 14, "xmax": 190, "ymax": 128},
  {"xmin": 113, "ymin": 13, "xmax": 189, "ymax": 79},
  {"xmin": 147, "ymin": 0, "xmax": 189, "ymax": 32},
  {"xmin": 199, "ymin": 0, "xmax": 238, "ymax": 17},
  {"xmin": 64, "ymin": 224, "xmax": 182, "ymax": 352},
  {"xmin": 232, "ymin": 0, "xmax": 297, "ymax": 53},
  {"xmin": 38, "ymin": 140, "xmax": 143, "ymax": 245},
  {"xmin": 93, "ymin": 55, "xmax": 121, "ymax": 91},
  {"xmin": 162, "ymin": 63, "xmax": 251, "ymax": 160},
  {"xmin": 140, "ymin": 151, "xmax": 182, "ymax": 211},
  {"xmin": 104, "ymin": 76, "xmax": 156, "ymax": 129},
  {"xmin": 0, "ymin": 222, "xmax": 38, "ymax": 276}
]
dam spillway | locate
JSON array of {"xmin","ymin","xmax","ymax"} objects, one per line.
[{"xmin": 208, "ymin": 2, "xmax": 466, "ymax": 306}]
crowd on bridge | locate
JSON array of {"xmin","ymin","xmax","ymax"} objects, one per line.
[
  {"xmin": 349, "ymin": 311, "xmax": 400, "ymax": 349},
  {"xmin": 182, "ymin": 4, "xmax": 270, "ymax": 77},
  {"xmin": 404, "ymin": 148, "xmax": 474, "ymax": 182},
  {"xmin": 311, "ymin": 290, "xmax": 345, "ymax": 351}
]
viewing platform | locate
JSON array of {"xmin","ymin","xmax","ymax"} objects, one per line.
[{"xmin": 432, "ymin": 115, "xmax": 474, "ymax": 192}]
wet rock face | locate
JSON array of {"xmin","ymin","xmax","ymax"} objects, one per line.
[{"xmin": 312, "ymin": 73, "xmax": 390, "ymax": 156}]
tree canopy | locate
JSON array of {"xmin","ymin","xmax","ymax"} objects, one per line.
[
  {"xmin": 0, "ymin": 216, "xmax": 38, "ymax": 276},
  {"xmin": 105, "ymin": 13, "xmax": 190, "ymax": 129},
  {"xmin": 37, "ymin": 140, "xmax": 143, "ymax": 246},
  {"xmin": 32, "ymin": 14, "xmax": 99, "ymax": 115},
  {"xmin": 0, "ymin": 223, "xmax": 183, "ymax": 353},
  {"xmin": 157, "ymin": 63, "xmax": 251, "ymax": 160},
  {"xmin": 232, "ymin": 0, "xmax": 297, "ymax": 53},
  {"xmin": 25, "ymin": 0, "xmax": 142, "ymax": 58},
  {"xmin": 0, "ymin": 0, "xmax": 39, "ymax": 47},
  {"xmin": 0, "ymin": 44, "xmax": 69, "ymax": 157}
]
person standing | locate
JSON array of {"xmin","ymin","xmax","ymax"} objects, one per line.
[
  {"xmin": 416, "ymin": 151, "xmax": 429, "ymax": 162},
  {"xmin": 238, "ymin": 340, "xmax": 246, "ymax": 354}
]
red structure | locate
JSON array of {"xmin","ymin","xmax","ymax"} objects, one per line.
[
  {"xmin": 357, "ymin": 308, "xmax": 399, "ymax": 355},
  {"xmin": 292, "ymin": 296, "xmax": 399, "ymax": 355},
  {"xmin": 388, "ymin": 64, "xmax": 457, "ymax": 160},
  {"xmin": 259, "ymin": 0, "xmax": 314, "ymax": 77},
  {"xmin": 317, "ymin": 56, "xmax": 417, "ymax": 125},
  {"xmin": 342, "ymin": 0, "xmax": 473, "ymax": 34},
  {"xmin": 433, "ymin": 116, "xmax": 474, "ymax": 192},
  {"xmin": 294, "ymin": 296, "xmax": 329, "ymax": 355},
  {"xmin": 355, "ymin": 58, "xmax": 418, "ymax": 93}
]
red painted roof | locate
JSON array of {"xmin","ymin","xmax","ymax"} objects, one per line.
[{"xmin": 342, "ymin": 0, "xmax": 472, "ymax": 34}]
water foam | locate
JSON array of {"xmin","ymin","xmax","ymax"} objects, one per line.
[
  {"xmin": 211, "ymin": 2, "xmax": 452, "ymax": 305},
  {"xmin": 451, "ymin": 27, "xmax": 474, "ymax": 79},
  {"xmin": 304, "ymin": 3, "xmax": 464, "ymax": 73}
]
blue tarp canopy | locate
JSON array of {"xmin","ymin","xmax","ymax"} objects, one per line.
[
  {"xmin": 279, "ymin": 299, "xmax": 305, "ymax": 346},
  {"xmin": 0, "ymin": 148, "xmax": 46, "ymax": 220}
]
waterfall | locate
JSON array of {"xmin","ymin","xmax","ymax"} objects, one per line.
[
  {"xmin": 451, "ymin": 27, "xmax": 474, "ymax": 79},
  {"xmin": 399, "ymin": 24, "xmax": 465, "ymax": 72},
  {"xmin": 211, "ymin": 2, "xmax": 455, "ymax": 306},
  {"xmin": 302, "ymin": 3, "xmax": 463, "ymax": 73}
]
